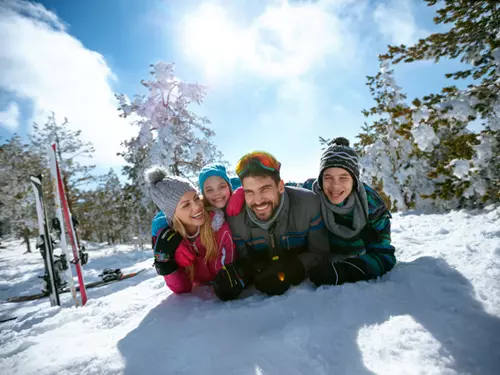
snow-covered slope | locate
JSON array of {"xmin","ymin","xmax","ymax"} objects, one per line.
[{"xmin": 1, "ymin": 207, "xmax": 499, "ymax": 375}]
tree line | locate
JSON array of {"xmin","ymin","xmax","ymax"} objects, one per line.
[{"xmin": 1, "ymin": 0, "xmax": 498, "ymax": 251}]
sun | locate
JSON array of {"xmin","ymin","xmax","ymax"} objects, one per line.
[{"xmin": 181, "ymin": 3, "xmax": 244, "ymax": 80}]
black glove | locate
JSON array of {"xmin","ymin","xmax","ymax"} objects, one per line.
[
  {"xmin": 153, "ymin": 227, "xmax": 183, "ymax": 276},
  {"xmin": 309, "ymin": 258, "xmax": 369, "ymax": 287},
  {"xmin": 214, "ymin": 257, "xmax": 254, "ymax": 301},
  {"xmin": 254, "ymin": 256, "xmax": 305, "ymax": 296},
  {"xmin": 214, "ymin": 264, "xmax": 245, "ymax": 301}
]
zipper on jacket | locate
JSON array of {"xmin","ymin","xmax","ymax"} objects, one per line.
[
  {"xmin": 269, "ymin": 223, "xmax": 277, "ymax": 258},
  {"xmin": 191, "ymin": 242, "xmax": 199, "ymax": 256}
]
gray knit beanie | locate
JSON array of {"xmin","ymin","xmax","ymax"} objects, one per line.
[
  {"xmin": 145, "ymin": 166, "xmax": 197, "ymax": 225},
  {"xmin": 318, "ymin": 137, "xmax": 360, "ymax": 189}
]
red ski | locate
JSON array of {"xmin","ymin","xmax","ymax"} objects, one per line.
[{"xmin": 51, "ymin": 143, "xmax": 88, "ymax": 306}]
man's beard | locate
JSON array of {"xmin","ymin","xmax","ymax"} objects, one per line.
[{"xmin": 250, "ymin": 200, "xmax": 276, "ymax": 221}]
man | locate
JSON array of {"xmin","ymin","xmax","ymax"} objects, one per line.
[
  {"xmin": 308, "ymin": 137, "xmax": 396, "ymax": 286},
  {"xmin": 214, "ymin": 151, "xmax": 329, "ymax": 300}
]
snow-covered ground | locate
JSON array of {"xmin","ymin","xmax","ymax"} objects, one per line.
[{"xmin": 1, "ymin": 207, "xmax": 499, "ymax": 375}]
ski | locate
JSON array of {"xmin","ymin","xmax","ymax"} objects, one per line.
[
  {"xmin": 6, "ymin": 269, "xmax": 146, "ymax": 303},
  {"xmin": 0, "ymin": 316, "xmax": 17, "ymax": 324},
  {"xmin": 51, "ymin": 143, "xmax": 88, "ymax": 306},
  {"xmin": 30, "ymin": 174, "xmax": 60, "ymax": 307},
  {"xmin": 48, "ymin": 146, "xmax": 79, "ymax": 307}
]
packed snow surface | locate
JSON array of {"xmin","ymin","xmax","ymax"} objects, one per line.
[{"xmin": 1, "ymin": 207, "xmax": 499, "ymax": 375}]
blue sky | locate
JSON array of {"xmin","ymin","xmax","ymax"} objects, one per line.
[{"xmin": 0, "ymin": 0, "xmax": 468, "ymax": 183}]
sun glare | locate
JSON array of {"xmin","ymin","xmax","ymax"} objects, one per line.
[{"xmin": 182, "ymin": 4, "xmax": 244, "ymax": 80}]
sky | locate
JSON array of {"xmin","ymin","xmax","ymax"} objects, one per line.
[{"xmin": 0, "ymin": 0, "xmax": 467, "ymax": 183}]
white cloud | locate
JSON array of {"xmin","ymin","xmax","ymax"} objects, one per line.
[
  {"xmin": 4, "ymin": 0, "xmax": 66, "ymax": 30},
  {"xmin": 0, "ymin": 0, "xmax": 134, "ymax": 166},
  {"xmin": 242, "ymin": 2, "xmax": 346, "ymax": 78},
  {"xmin": 258, "ymin": 79, "xmax": 320, "ymax": 130},
  {"xmin": 178, "ymin": 0, "xmax": 430, "ymax": 182},
  {"xmin": 0, "ymin": 101, "xmax": 20, "ymax": 131},
  {"xmin": 181, "ymin": 0, "xmax": 358, "ymax": 83},
  {"xmin": 374, "ymin": 0, "xmax": 427, "ymax": 45},
  {"xmin": 179, "ymin": 0, "xmax": 371, "ymax": 181}
]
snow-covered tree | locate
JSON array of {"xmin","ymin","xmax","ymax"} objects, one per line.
[
  {"xmin": 378, "ymin": 0, "xmax": 499, "ymax": 207},
  {"xmin": 356, "ymin": 61, "xmax": 436, "ymax": 211},
  {"xmin": 30, "ymin": 112, "xmax": 96, "ymax": 211},
  {"xmin": 117, "ymin": 136, "xmax": 157, "ymax": 245},
  {"xmin": 116, "ymin": 62, "xmax": 225, "ymax": 183},
  {"xmin": 116, "ymin": 62, "xmax": 226, "ymax": 242},
  {"xmin": 0, "ymin": 136, "xmax": 45, "ymax": 252},
  {"xmin": 357, "ymin": 0, "xmax": 499, "ymax": 211}
]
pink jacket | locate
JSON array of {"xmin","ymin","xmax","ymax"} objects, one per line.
[{"xmin": 163, "ymin": 212, "xmax": 236, "ymax": 294}]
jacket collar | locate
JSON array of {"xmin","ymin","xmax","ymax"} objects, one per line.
[{"xmin": 245, "ymin": 188, "xmax": 290, "ymax": 231}]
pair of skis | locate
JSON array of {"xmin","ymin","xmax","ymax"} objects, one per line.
[
  {"xmin": 6, "ymin": 268, "xmax": 146, "ymax": 303},
  {"xmin": 30, "ymin": 144, "xmax": 87, "ymax": 307}
]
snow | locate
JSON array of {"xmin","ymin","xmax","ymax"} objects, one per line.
[
  {"xmin": 473, "ymin": 135, "xmax": 495, "ymax": 167},
  {"xmin": 1, "ymin": 207, "xmax": 500, "ymax": 375},
  {"xmin": 449, "ymin": 159, "xmax": 470, "ymax": 179},
  {"xmin": 411, "ymin": 123, "xmax": 439, "ymax": 152}
]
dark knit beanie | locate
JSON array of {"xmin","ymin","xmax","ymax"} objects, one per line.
[{"xmin": 318, "ymin": 137, "xmax": 360, "ymax": 189}]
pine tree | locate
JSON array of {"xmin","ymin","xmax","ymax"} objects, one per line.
[
  {"xmin": 116, "ymin": 62, "xmax": 226, "ymax": 182},
  {"xmin": 0, "ymin": 136, "xmax": 45, "ymax": 252},
  {"xmin": 379, "ymin": 0, "xmax": 499, "ymax": 206},
  {"xmin": 29, "ymin": 112, "xmax": 96, "ymax": 211},
  {"xmin": 117, "ymin": 136, "xmax": 157, "ymax": 245},
  {"xmin": 73, "ymin": 169, "xmax": 131, "ymax": 244},
  {"xmin": 356, "ymin": 62, "xmax": 436, "ymax": 211},
  {"xmin": 97, "ymin": 169, "xmax": 127, "ymax": 244}
]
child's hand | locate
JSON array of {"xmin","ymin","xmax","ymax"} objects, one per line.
[{"xmin": 226, "ymin": 187, "xmax": 245, "ymax": 216}]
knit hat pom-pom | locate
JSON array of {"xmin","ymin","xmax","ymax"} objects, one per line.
[
  {"xmin": 331, "ymin": 137, "xmax": 350, "ymax": 147},
  {"xmin": 145, "ymin": 166, "xmax": 168, "ymax": 186}
]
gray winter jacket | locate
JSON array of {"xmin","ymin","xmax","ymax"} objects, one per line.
[{"xmin": 227, "ymin": 186, "xmax": 329, "ymax": 273}]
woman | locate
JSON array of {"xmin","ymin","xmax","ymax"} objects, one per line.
[
  {"xmin": 151, "ymin": 164, "xmax": 240, "ymax": 248},
  {"xmin": 147, "ymin": 166, "xmax": 237, "ymax": 294},
  {"xmin": 308, "ymin": 137, "xmax": 397, "ymax": 286}
]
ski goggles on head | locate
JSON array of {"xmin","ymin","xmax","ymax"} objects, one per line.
[{"xmin": 235, "ymin": 151, "xmax": 281, "ymax": 177}]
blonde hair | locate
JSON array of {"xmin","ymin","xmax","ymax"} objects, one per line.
[{"xmin": 172, "ymin": 209, "xmax": 218, "ymax": 281}]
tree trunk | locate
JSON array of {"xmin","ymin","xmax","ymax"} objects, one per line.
[{"xmin": 23, "ymin": 228, "xmax": 31, "ymax": 253}]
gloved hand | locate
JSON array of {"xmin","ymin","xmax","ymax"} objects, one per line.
[
  {"xmin": 226, "ymin": 187, "xmax": 245, "ymax": 217},
  {"xmin": 214, "ymin": 257, "xmax": 254, "ymax": 301},
  {"xmin": 153, "ymin": 228, "xmax": 183, "ymax": 276},
  {"xmin": 174, "ymin": 242, "xmax": 197, "ymax": 268},
  {"xmin": 214, "ymin": 264, "xmax": 245, "ymax": 301},
  {"xmin": 309, "ymin": 258, "xmax": 368, "ymax": 286},
  {"xmin": 254, "ymin": 256, "xmax": 305, "ymax": 296}
]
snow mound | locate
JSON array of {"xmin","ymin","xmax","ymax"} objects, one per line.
[{"xmin": 1, "ymin": 207, "xmax": 499, "ymax": 375}]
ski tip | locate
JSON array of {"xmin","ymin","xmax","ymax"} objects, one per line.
[{"xmin": 0, "ymin": 316, "xmax": 17, "ymax": 324}]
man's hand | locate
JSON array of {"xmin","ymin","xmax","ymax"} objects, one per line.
[{"xmin": 254, "ymin": 256, "xmax": 305, "ymax": 296}]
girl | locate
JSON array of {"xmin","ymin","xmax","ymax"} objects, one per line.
[
  {"xmin": 198, "ymin": 163, "xmax": 234, "ymax": 211},
  {"xmin": 147, "ymin": 166, "xmax": 236, "ymax": 294}
]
